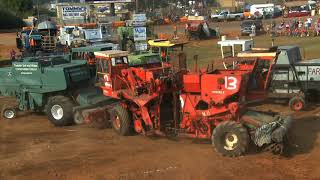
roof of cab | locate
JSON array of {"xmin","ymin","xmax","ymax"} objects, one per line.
[
  {"xmin": 71, "ymin": 43, "xmax": 115, "ymax": 53},
  {"xmin": 94, "ymin": 50, "xmax": 128, "ymax": 58}
]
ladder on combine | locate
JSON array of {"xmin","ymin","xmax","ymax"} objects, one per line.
[{"xmin": 42, "ymin": 35, "xmax": 56, "ymax": 52}]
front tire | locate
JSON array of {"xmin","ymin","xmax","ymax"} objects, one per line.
[
  {"xmin": 289, "ymin": 96, "xmax": 305, "ymax": 111},
  {"xmin": 111, "ymin": 105, "xmax": 132, "ymax": 136},
  {"xmin": 74, "ymin": 110, "xmax": 84, "ymax": 125},
  {"xmin": 2, "ymin": 107, "xmax": 16, "ymax": 119},
  {"xmin": 46, "ymin": 96, "xmax": 74, "ymax": 126},
  {"xmin": 212, "ymin": 121, "xmax": 249, "ymax": 157}
]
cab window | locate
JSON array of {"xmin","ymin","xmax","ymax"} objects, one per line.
[
  {"xmin": 111, "ymin": 56, "xmax": 128, "ymax": 66},
  {"xmin": 97, "ymin": 58, "xmax": 110, "ymax": 73}
]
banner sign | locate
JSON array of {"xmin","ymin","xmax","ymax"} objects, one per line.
[
  {"xmin": 62, "ymin": 6, "xmax": 87, "ymax": 20},
  {"xmin": 135, "ymin": 42, "xmax": 148, "ymax": 51},
  {"xmin": 133, "ymin": 14, "xmax": 146, "ymax": 22},
  {"xmin": 133, "ymin": 27, "xmax": 147, "ymax": 41},
  {"xmin": 85, "ymin": 0, "xmax": 133, "ymax": 3}
]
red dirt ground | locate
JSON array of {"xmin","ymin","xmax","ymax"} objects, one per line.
[{"xmin": 1, "ymin": 99, "xmax": 320, "ymax": 180}]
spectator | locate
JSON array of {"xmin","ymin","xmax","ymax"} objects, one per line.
[
  {"xmin": 314, "ymin": 22, "xmax": 319, "ymax": 36},
  {"xmin": 185, "ymin": 23, "xmax": 189, "ymax": 36},
  {"xmin": 32, "ymin": 17, "xmax": 38, "ymax": 27},
  {"xmin": 304, "ymin": 19, "xmax": 309, "ymax": 36},
  {"xmin": 266, "ymin": 24, "xmax": 270, "ymax": 34},
  {"xmin": 298, "ymin": 18, "xmax": 303, "ymax": 29},
  {"xmin": 10, "ymin": 49, "xmax": 16, "ymax": 60},
  {"xmin": 173, "ymin": 24, "xmax": 178, "ymax": 39},
  {"xmin": 251, "ymin": 23, "xmax": 256, "ymax": 36},
  {"xmin": 307, "ymin": 16, "xmax": 313, "ymax": 28},
  {"xmin": 215, "ymin": 25, "xmax": 220, "ymax": 38}
]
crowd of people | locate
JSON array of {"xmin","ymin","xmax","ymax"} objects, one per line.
[{"xmin": 266, "ymin": 16, "xmax": 320, "ymax": 37}]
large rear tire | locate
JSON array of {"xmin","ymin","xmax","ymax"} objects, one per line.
[
  {"xmin": 212, "ymin": 121, "xmax": 249, "ymax": 157},
  {"xmin": 46, "ymin": 96, "xmax": 74, "ymax": 126},
  {"xmin": 111, "ymin": 105, "xmax": 132, "ymax": 136}
]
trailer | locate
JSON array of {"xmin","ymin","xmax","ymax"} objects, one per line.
[{"xmin": 235, "ymin": 46, "xmax": 320, "ymax": 111}]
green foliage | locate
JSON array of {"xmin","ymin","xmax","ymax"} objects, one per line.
[
  {"xmin": 0, "ymin": 0, "xmax": 34, "ymax": 17},
  {"xmin": 0, "ymin": 8, "xmax": 25, "ymax": 29}
]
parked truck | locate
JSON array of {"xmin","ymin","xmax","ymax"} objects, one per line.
[
  {"xmin": 210, "ymin": 10, "xmax": 244, "ymax": 21},
  {"xmin": 59, "ymin": 23, "xmax": 113, "ymax": 47}
]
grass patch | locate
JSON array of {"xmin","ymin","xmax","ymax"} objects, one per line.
[{"xmin": 183, "ymin": 36, "xmax": 320, "ymax": 69}]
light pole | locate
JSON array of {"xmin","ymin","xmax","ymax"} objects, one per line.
[
  {"xmin": 37, "ymin": 0, "xmax": 40, "ymax": 19},
  {"xmin": 136, "ymin": 0, "xmax": 139, "ymax": 13}
]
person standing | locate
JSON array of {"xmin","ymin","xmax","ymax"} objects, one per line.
[
  {"xmin": 215, "ymin": 25, "xmax": 220, "ymax": 38},
  {"xmin": 307, "ymin": 16, "xmax": 313, "ymax": 28},
  {"xmin": 173, "ymin": 24, "xmax": 178, "ymax": 39},
  {"xmin": 251, "ymin": 23, "xmax": 256, "ymax": 36},
  {"xmin": 10, "ymin": 49, "xmax": 16, "ymax": 60},
  {"xmin": 314, "ymin": 21, "xmax": 319, "ymax": 36},
  {"xmin": 32, "ymin": 17, "xmax": 38, "ymax": 27},
  {"xmin": 185, "ymin": 23, "xmax": 189, "ymax": 36},
  {"xmin": 304, "ymin": 19, "xmax": 309, "ymax": 36}
]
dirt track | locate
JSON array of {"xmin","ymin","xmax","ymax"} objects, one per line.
[
  {"xmin": 1, "ymin": 101, "xmax": 320, "ymax": 179},
  {"xmin": 1, "ymin": 25, "xmax": 320, "ymax": 179}
]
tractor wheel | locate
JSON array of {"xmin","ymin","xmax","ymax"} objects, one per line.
[
  {"xmin": 2, "ymin": 107, "xmax": 16, "ymax": 120},
  {"xmin": 111, "ymin": 105, "xmax": 132, "ymax": 136},
  {"xmin": 289, "ymin": 96, "xmax": 305, "ymax": 111},
  {"xmin": 46, "ymin": 96, "xmax": 75, "ymax": 127},
  {"xmin": 212, "ymin": 121, "xmax": 249, "ymax": 157},
  {"xmin": 74, "ymin": 110, "xmax": 84, "ymax": 125}
]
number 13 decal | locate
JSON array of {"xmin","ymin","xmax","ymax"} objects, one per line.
[{"xmin": 225, "ymin": 77, "xmax": 237, "ymax": 90}]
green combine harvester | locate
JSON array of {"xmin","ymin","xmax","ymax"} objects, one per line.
[{"xmin": 0, "ymin": 55, "xmax": 116, "ymax": 126}]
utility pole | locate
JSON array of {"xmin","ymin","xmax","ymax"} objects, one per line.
[
  {"xmin": 136, "ymin": 0, "xmax": 139, "ymax": 13},
  {"xmin": 37, "ymin": 0, "xmax": 40, "ymax": 20}
]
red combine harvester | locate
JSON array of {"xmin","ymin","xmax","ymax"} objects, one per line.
[
  {"xmin": 94, "ymin": 50, "xmax": 181, "ymax": 135},
  {"xmin": 93, "ymin": 50, "xmax": 291, "ymax": 157}
]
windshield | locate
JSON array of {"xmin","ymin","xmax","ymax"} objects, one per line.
[
  {"xmin": 130, "ymin": 55, "xmax": 161, "ymax": 66},
  {"xmin": 111, "ymin": 56, "xmax": 128, "ymax": 66}
]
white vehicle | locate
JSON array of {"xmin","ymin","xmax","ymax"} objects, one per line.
[
  {"xmin": 59, "ymin": 23, "xmax": 113, "ymax": 47},
  {"xmin": 250, "ymin": 4, "xmax": 275, "ymax": 18},
  {"xmin": 211, "ymin": 10, "xmax": 244, "ymax": 21},
  {"xmin": 59, "ymin": 26, "xmax": 77, "ymax": 46}
]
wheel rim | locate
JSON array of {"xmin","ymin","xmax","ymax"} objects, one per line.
[
  {"xmin": 74, "ymin": 111, "xmax": 83, "ymax": 124},
  {"xmin": 224, "ymin": 133, "xmax": 239, "ymax": 151},
  {"xmin": 113, "ymin": 115, "xmax": 121, "ymax": 130},
  {"xmin": 293, "ymin": 101, "xmax": 303, "ymax": 111},
  {"xmin": 4, "ymin": 109, "xmax": 15, "ymax": 119},
  {"xmin": 51, "ymin": 105, "xmax": 64, "ymax": 120}
]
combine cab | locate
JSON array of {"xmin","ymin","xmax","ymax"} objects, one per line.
[{"xmin": 94, "ymin": 50, "xmax": 178, "ymax": 135}]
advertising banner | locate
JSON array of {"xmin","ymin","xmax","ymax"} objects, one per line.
[
  {"xmin": 133, "ymin": 27, "xmax": 147, "ymax": 41},
  {"xmin": 135, "ymin": 42, "xmax": 148, "ymax": 51},
  {"xmin": 85, "ymin": 0, "xmax": 133, "ymax": 3},
  {"xmin": 62, "ymin": 6, "xmax": 87, "ymax": 20},
  {"xmin": 133, "ymin": 14, "xmax": 147, "ymax": 22}
]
